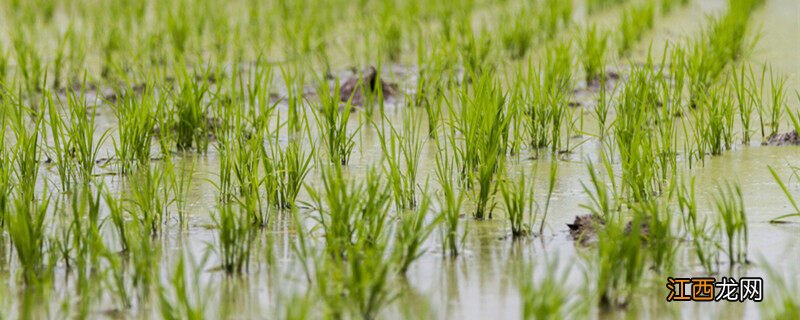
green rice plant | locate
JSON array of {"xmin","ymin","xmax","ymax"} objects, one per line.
[
  {"xmin": 614, "ymin": 66, "xmax": 663, "ymax": 200},
  {"xmin": 11, "ymin": 29, "xmax": 43, "ymax": 93},
  {"xmin": 169, "ymin": 158, "xmax": 195, "ymax": 229},
  {"xmin": 44, "ymin": 92, "xmax": 75, "ymax": 191},
  {"xmin": 525, "ymin": 50, "xmax": 570, "ymax": 154},
  {"xmin": 394, "ymin": 190, "xmax": 436, "ymax": 274},
  {"xmin": 500, "ymin": 172, "xmax": 534, "ymax": 237},
  {"xmin": 578, "ymin": 24, "xmax": 608, "ymax": 85},
  {"xmin": 587, "ymin": 0, "xmax": 628, "ymax": 13},
  {"xmin": 500, "ymin": 8, "xmax": 535, "ymax": 60},
  {"xmin": 693, "ymin": 85, "xmax": 735, "ymax": 155},
  {"xmin": 434, "ymin": 140, "xmax": 465, "ymax": 256},
  {"xmin": 64, "ymin": 87, "xmax": 110, "ymax": 179},
  {"xmin": 593, "ymin": 211, "xmax": 646, "ymax": 307},
  {"xmin": 538, "ymin": 160, "xmax": 559, "ymax": 235},
  {"xmin": 112, "ymin": 86, "xmax": 157, "ymax": 174},
  {"xmin": 158, "ymin": 250, "xmax": 211, "ymax": 320},
  {"xmin": 172, "ymin": 66, "xmax": 211, "ymax": 153},
  {"xmin": 381, "ymin": 16, "xmax": 403, "ymax": 62},
  {"xmin": 103, "ymin": 186, "xmax": 128, "ymax": 253},
  {"xmin": 374, "ymin": 109, "xmax": 424, "ymax": 210},
  {"xmin": 0, "ymin": 113, "xmax": 11, "ymax": 226},
  {"xmin": 660, "ymin": 0, "xmax": 688, "ymax": 15},
  {"xmin": 580, "ymin": 158, "xmax": 619, "ymax": 221},
  {"xmin": 767, "ymin": 166, "xmax": 800, "ymax": 223},
  {"xmin": 0, "ymin": 44, "xmax": 7, "ymax": 83},
  {"xmin": 315, "ymin": 78, "xmax": 359, "ymax": 165},
  {"xmin": 128, "ymin": 165, "xmax": 171, "ymax": 236},
  {"xmin": 452, "ymin": 74, "xmax": 510, "ymax": 219},
  {"xmin": 767, "ymin": 67, "xmax": 787, "ymax": 138},
  {"xmin": 213, "ymin": 204, "xmax": 255, "ymax": 275},
  {"xmin": 759, "ymin": 260, "xmax": 800, "ymax": 319},
  {"xmin": 731, "ymin": 64, "xmax": 755, "ymax": 144},
  {"xmin": 458, "ymin": 25, "xmax": 492, "ymax": 79},
  {"xmin": 518, "ymin": 257, "xmax": 573, "ymax": 319},
  {"xmin": 8, "ymin": 186, "xmax": 53, "ymax": 285},
  {"xmin": 617, "ymin": 3, "xmax": 655, "ymax": 57},
  {"xmin": 713, "ymin": 182, "xmax": 748, "ymax": 265},
  {"xmin": 677, "ymin": 176, "xmax": 720, "ymax": 274},
  {"xmin": 539, "ymin": 0, "xmax": 573, "ymax": 40},
  {"xmin": 265, "ymin": 133, "xmax": 314, "ymax": 210},
  {"xmin": 10, "ymin": 104, "xmax": 42, "ymax": 203}
]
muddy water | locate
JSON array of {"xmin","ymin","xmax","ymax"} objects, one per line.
[{"xmin": 5, "ymin": 1, "xmax": 800, "ymax": 319}]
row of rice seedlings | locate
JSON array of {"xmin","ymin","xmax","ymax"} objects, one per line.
[
  {"xmin": 374, "ymin": 108, "xmax": 424, "ymax": 210},
  {"xmin": 685, "ymin": 0, "xmax": 763, "ymax": 107},
  {"xmin": 713, "ymin": 182, "xmax": 748, "ymax": 266},
  {"xmin": 499, "ymin": 0, "xmax": 572, "ymax": 60},
  {"xmin": 617, "ymin": 3, "xmax": 655, "ymax": 57}
]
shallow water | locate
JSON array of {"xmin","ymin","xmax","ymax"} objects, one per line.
[{"xmin": 2, "ymin": 0, "xmax": 800, "ymax": 319}]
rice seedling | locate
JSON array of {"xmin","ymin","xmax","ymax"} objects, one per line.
[
  {"xmin": 578, "ymin": 24, "xmax": 608, "ymax": 85},
  {"xmin": 538, "ymin": 160, "xmax": 559, "ymax": 235},
  {"xmin": 128, "ymin": 165, "xmax": 171, "ymax": 236},
  {"xmin": 458, "ymin": 25, "xmax": 493, "ymax": 79},
  {"xmin": 374, "ymin": 109, "xmax": 424, "ymax": 210},
  {"xmin": 452, "ymin": 73, "xmax": 510, "ymax": 219},
  {"xmin": 759, "ymin": 260, "xmax": 800, "ymax": 319},
  {"xmin": 172, "ymin": 66, "xmax": 212, "ymax": 153},
  {"xmin": 538, "ymin": 0, "xmax": 573, "ymax": 40},
  {"xmin": 731, "ymin": 64, "xmax": 755, "ymax": 144},
  {"xmin": 213, "ymin": 204, "xmax": 255, "ymax": 275},
  {"xmin": 767, "ymin": 67, "xmax": 787, "ymax": 138},
  {"xmin": 525, "ymin": 45, "xmax": 571, "ymax": 154},
  {"xmin": 580, "ymin": 158, "xmax": 619, "ymax": 221},
  {"xmin": 713, "ymin": 182, "xmax": 748, "ymax": 266},
  {"xmin": 434, "ymin": 140, "xmax": 465, "ymax": 256},
  {"xmin": 158, "ymin": 250, "xmax": 211, "ymax": 320},
  {"xmin": 394, "ymin": 190, "xmax": 436, "ymax": 274},
  {"xmin": 500, "ymin": 171, "xmax": 534, "ymax": 237},
  {"xmin": 8, "ymin": 186, "xmax": 53, "ymax": 285},
  {"xmin": 693, "ymin": 85, "xmax": 735, "ymax": 155},
  {"xmin": 44, "ymin": 92, "xmax": 75, "ymax": 191},
  {"xmin": 112, "ymin": 85, "xmax": 157, "ymax": 174},
  {"xmin": 593, "ymin": 211, "xmax": 646, "ymax": 307},
  {"xmin": 676, "ymin": 177, "xmax": 719, "ymax": 274},
  {"xmin": 315, "ymin": 78, "xmax": 359, "ymax": 165},
  {"xmin": 64, "ymin": 86, "xmax": 110, "ymax": 179},
  {"xmin": 500, "ymin": 8, "xmax": 535, "ymax": 60},
  {"xmin": 518, "ymin": 258, "xmax": 574, "ymax": 319},
  {"xmin": 11, "ymin": 29, "xmax": 43, "ymax": 93},
  {"xmin": 767, "ymin": 166, "xmax": 800, "ymax": 223},
  {"xmin": 617, "ymin": 3, "xmax": 655, "ymax": 57},
  {"xmin": 586, "ymin": 0, "xmax": 628, "ymax": 13}
]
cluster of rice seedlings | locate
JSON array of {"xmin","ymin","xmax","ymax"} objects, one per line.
[
  {"xmin": 112, "ymin": 86, "xmax": 158, "ymax": 174},
  {"xmin": 524, "ymin": 49, "xmax": 571, "ymax": 154},
  {"xmin": 158, "ymin": 250, "xmax": 211, "ymax": 320},
  {"xmin": 586, "ymin": 0, "xmax": 628, "ymax": 13},
  {"xmin": 500, "ymin": 8, "xmax": 536, "ymax": 60},
  {"xmin": 691, "ymin": 85, "xmax": 735, "ymax": 156},
  {"xmin": 660, "ymin": 0, "xmax": 689, "ymax": 15},
  {"xmin": 767, "ymin": 68, "xmax": 787, "ymax": 138},
  {"xmin": 501, "ymin": 0, "xmax": 572, "ymax": 59},
  {"xmin": 171, "ymin": 68, "xmax": 212, "ymax": 153},
  {"xmin": 517, "ymin": 258, "xmax": 574, "ymax": 319},
  {"xmin": 731, "ymin": 64, "xmax": 757, "ymax": 144},
  {"xmin": 316, "ymin": 79, "xmax": 359, "ymax": 165},
  {"xmin": 434, "ymin": 141, "xmax": 465, "ymax": 256},
  {"xmin": 213, "ymin": 204, "xmax": 255, "ymax": 275},
  {"xmin": 713, "ymin": 182, "xmax": 748, "ymax": 266},
  {"xmin": 11, "ymin": 30, "xmax": 44, "ymax": 93},
  {"xmin": 593, "ymin": 211, "xmax": 647, "ymax": 307},
  {"xmin": 614, "ymin": 65, "xmax": 667, "ymax": 200},
  {"xmin": 617, "ymin": 3, "xmax": 655, "ymax": 56},
  {"xmin": 578, "ymin": 24, "xmax": 609, "ymax": 85},
  {"xmin": 676, "ymin": 177, "xmax": 720, "ymax": 274},
  {"xmin": 500, "ymin": 172, "xmax": 534, "ymax": 237},
  {"xmin": 685, "ymin": 0, "xmax": 763, "ymax": 106},
  {"xmin": 374, "ymin": 109, "xmax": 424, "ymax": 210},
  {"xmin": 394, "ymin": 191, "xmax": 436, "ymax": 274},
  {"xmin": 452, "ymin": 74, "xmax": 510, "ymax": 219},
  {"xmin": 458, "ymin": 25, "xmax": 493, "ymax": 79},
  {"xmin": 128, "ymin": 165, "xmax": 171, "ymax": 236},
  {"xmin": 8, "ymin": 188, "xmax": 53, "ymax": 286}
]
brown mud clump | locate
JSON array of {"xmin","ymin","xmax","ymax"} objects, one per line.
[
  {"xmin": 567, "ymin": 214, "xmax": 604, "ymax": 244},
  {"xmin": 766, "ymin": 130, "xmax": 800, "ymax": 146},
  {"xmin": 339, "ymin": 66, "xmax": 398, "ymax": 106}
]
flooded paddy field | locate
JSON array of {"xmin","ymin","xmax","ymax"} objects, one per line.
[{"xmin": 0, "ymin": 0, "xmax": 798, "ymax": 319}]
